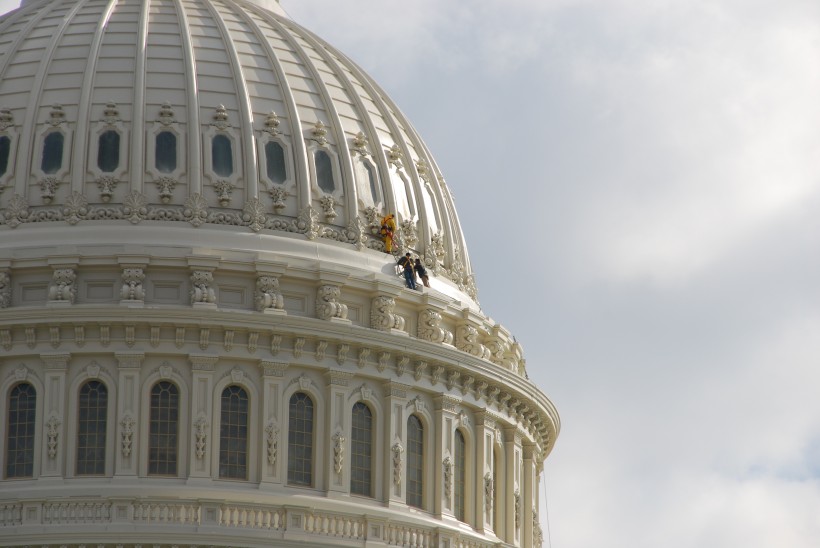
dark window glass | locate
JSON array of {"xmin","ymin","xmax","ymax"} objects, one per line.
[
  {"xmin": 350, "ymin": 402, "xmax": 373, "ymax": 497},
  {"xmin": 41, "ymin": 132, "xmax": 63, "ymax": 174},
  {"xmin": 287, "ymin": 392, "xmax": 314, "ymax": 486},
  {"xmin": 149, "ymin": 381, "xmax": 179, "ymax": 476},
  {"xmin": 315, "ymin": 150, "xmax": 334, "ymax": 193},
  {"xmin": 97, "ymin": 130, "xmax": 119, "ymax": 172},
  {"xmin": 265, "ymin": 141, "xmax": 286, "ymax": 184},
  {"xmin": 6, "ymin": 383, "xmax": 36, "ymax": 478},
  {"xmin": 212, "ymin": 134, "xmax": 233, "ymax": 177},
  {"xmin": 219, "ymin": 385, "xmax": 248, "ymax": 479},
  {"xmin": 407, "ymin": 414, "xmax": 424, "ymax": 508},
  {"xmin": 0, "ymin": 135, "xmax": 11, "ymax": 177},
  {"xmin": 454, "ymin": 429, "xmax": 466, "ymax": 522},
  {"xmin": 77, "ymin": 380, "xmax": 107, "ymax": 475},
  {"xmin": 364, "ymin": 161, "xmax": 378, "ymax": 203},
  {"xmin": 155, "ymin": 131, "xmax": 177, "ymax": 173}
]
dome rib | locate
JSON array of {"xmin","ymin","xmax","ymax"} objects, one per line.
[
  {"xmin": 205, "ymin": 0, "xmax": 259, "ymax": 196},
  {"xmin": 231, "ymin": 2, "xmax": 310, "ymax": 208},
  {"xmin": 174, "ymin": 0, "xmax": 203, "ymax": 193},
  {"xmin": 16, "ymin": 0, "xmax": 87, "ymax": 195},
  {"xmin": 129, "ymin": 0, "xmax": 150, "ymax": 193},
  {"xmin": 71, "ymin": 0, "xmax": 119, "ymax": 194}
]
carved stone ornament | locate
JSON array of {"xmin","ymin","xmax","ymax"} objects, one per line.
[
  {"xmin": 255, "ymin": 275, "xmax": 284, "ymax": 311},
  {"xmin": 211, "ymin": 104, "xmax": 231, "ymax": 130},
  {"xmin": 46, "ymin": 415, "xmax": 61, "ymax": 459},
  {"xmin": 357, "ymin": 348, "xmax": 370, "ymax": 369},
  {"xmin": 184, "ymin": 193, "xmax": 209, "ymax": 227},
  {"xmin": 391, "ymin": 441, "xmax": 404, "ymax": 486},
  {"xmin": 415, "ymin": 158, "xmax": 431, "ymax": 184},
  {"xmin": 213, "ymin": 179, "xmax": 234, "ymax": 207},
  {"xmin": 190, "ymin": 270, "xmax": 216, "ymax": 304},
  {"xmin": 194, "ymin": 417, "xmax": 207, "ymax": 459},
  {"xmin": 484, "ymin": 473, "xmax": 494, "ymax": 516},
  {"xmin": 268, "ymin": 186, "xmax": 287, "ymax": 211},
  {"xmin": 418, "ymin": 309, "xmax": 453, "ymax": 344},
  {"xmin": 63, "ymin": 191, "xmax": 88, "ymax": 225},
  {"xmin": 120, "ymin": 415, "xmax": 135, "ymax": 457},
  {"xmin": 4, "ymin": 194, "xmax": 29, "ymax": 228},
  {"xmin": 297, "ymin": 373, "xmax": 311, "ymax": 390},
  {"xmin": 533, "ymin": 511, "xmax": 544, "ymax": 547},
  {"xmin": 443, "ymin": 456, "xmax": 453, "ymax": 501},
  {"xmin": 243, "ymin": 197, "xmax": 267, "ymax": 232},
  {"xmin": 514, "ymin": 490, "xmax": 521, "ymax": 530},
  {"xmin": 155, "ymin": 176, "xmax": 177, "ymax": 203},
  {"xmin": 157, "ymin": 101, "xmax": 176, "ymax": 125},
  {"xmin": 370, "ymin": 295, "xmax": 405, "ymax": 331},
  {"xmin": 123, "ymin": 190, "xmax": 149, "ymax": 224},
  {"xmin": 319, "ymin": 195, "xmax": 337, "ymax": 221},
  {"xmin": 262, "ymin": 110, "xmax": 281, "ymax": 136},
  {"xmin": 96, "ymin": 176, "xmax": 119, "ymax": 202},
  {"xmin": 351, "ymin": 131, "xmax": 369, "ymax": 156},
  {"xmin": 400, "ymin": 219, "xmax": 418, "ymax": 251},
  {"xmin": 447, "ymin": 370, "xmax": 461, "ymax": 391},
  {"xmin": 0, "ymin": 107, "xmax": 14, "ymax": 131},
  {"xmin": 316, "ymin": 284, "xmax": 348, "ymax": 321},
  {"xmin": 40, "ymin": 176, "xmax": 61, "ymax": 204},
  {"xmin": 387, "ymin": 144, "xmax": 403, "ymax": 170},
  {"xmin": 294, "ymin": 206, "xmax": 320, "ymax": 240},
  {"xmin": 47, "ymin": 103, "xmax": 66, "ymax": 127},
  {"xmin": 332, "ymin": 431, "xmax": 345, "ymax": 475},
  {"xmin": 0, "ymin": 271, "xmax": 10, "ymax": 309},
  {"xmin": 456, "ymin": 325, "xmax": 491, "ymax": 360},
  {"xmin": 86, "ymin": 361, "xmax": 101, "ymax": 378},
  {"xmin": 49, "ymin": 268, "xmax": 77, "ymax": 303},
  {"xmin": 121, "ymin": 268, "xmax": 145, "ymax": 301},
  {"xmin": 265, "ymin": 422, "xmax": 279, "ymax": 466},
  {"xmin": 311, "ymin": 120, "xmax": 328, "ymax": 145}
]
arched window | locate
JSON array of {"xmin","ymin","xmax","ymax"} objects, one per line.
[
  {"xmin": 77, "ymin": 380, "xmax": 107, "ymax": 475},
  {"xmin": 0, "ymin": 135, "xmax": 11, "ymax": 177},
  {"xmin": 265, "ymin": 141, "xmax": 286, "ymax": 184},
  {"xmin": 41, "ymin": 132, "xmax": 63, "ymax": 174},
  {"xmin": 97, "ymin": 130, "xmax": 119, "ymax": 172},
  {"xmin": 219, "ymin": 385, "xmax": 248, "ymax": 479},
  {"xmin": 287, "ymin": 392, "xmax": 314, "ymax": 487},
  {"xmin": 407, "ymin": 414, "xmax": 424, "ymax": 508},
  {"xmin": 6, "ymin": 383, "xmax": 36, "ymax": 478},
  {"xmin": 350, "ymin": 402, "xmax": 373, "ymax": 497},
  {"xmin": 212, "ymin": 134, "xmax": 233, "ymax": 177},
  {"xmin": 454, "ymin": 429, "xmax": 466, "ymax": 522},
  {"xmin": 148, "ymin": 381, "xmax": 179, "ymax": 476},
  {"xmin": 155, "ymin": 131, "xmax": 176, "ymax": 173},
  {"xmin": 315, "ymin": 150, "xmax": 334, "ymax": 193}
]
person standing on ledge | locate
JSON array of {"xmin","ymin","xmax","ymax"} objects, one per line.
[
  {"xmin": 414, "ymin": 258, "xmax": 430, "ymax": 288},
  {"xmin": 397, "ymin": 252, "xmax": 416, "ymax": 290}
]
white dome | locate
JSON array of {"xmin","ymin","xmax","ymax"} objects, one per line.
[
  {"xmin": 0, "ymin": 2, "xmax": 559, "ymax": 547},
  {"xmin": 0, "ymin": 0, "xmax": 475, "ymax": 301}
]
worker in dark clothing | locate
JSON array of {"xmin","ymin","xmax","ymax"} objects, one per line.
[
  {"xmin": 414, "ymin": 258, "xmax": 430, "ymax": 287},
  {"xmin": 397, "ymin": 252, "xmax": 416, "ymax": 290}
]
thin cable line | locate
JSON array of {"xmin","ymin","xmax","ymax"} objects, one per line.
[{"xmin": 543, "ymin": 468, "xmax": 554, "ymax": 548}]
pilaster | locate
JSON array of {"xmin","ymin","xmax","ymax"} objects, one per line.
[
  {"xmin": 188, "ymin": 354, "xmax": 218, "ymax": 479},
  {"xmin": 40, "ymin": 353, "xmax": 70, "ymax": 477},
  {"xmin": 114, "ymin": 352, "xmax": 144, "ymax": 476},
  {"xmin": 434, "ymin": 394, "xmax": 460, "ymax": 519},
  {"xmin": 325, "ymin": 369, "xmax": 353, "ymax": 495},
  {"xmin": 383, "ymin": 380, "xmax": 409, "ymax": 506},
  {"xmin": 259, "ymin": 360, "xmax": 287, "ymax": 484}
]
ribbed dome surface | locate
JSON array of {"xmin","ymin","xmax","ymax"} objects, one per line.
[{"xmin": 0, "ymin": 0, "xmax": 475, "ymax": 301}]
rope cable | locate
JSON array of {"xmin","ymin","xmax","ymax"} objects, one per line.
[{"xmin": 543, "ymin": 467, "xmax": 553, "ymax": 548}]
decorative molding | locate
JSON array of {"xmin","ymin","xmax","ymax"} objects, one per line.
[
  {"xmin": 259, "ymin": 360, "xmax": 287, "ymax": 377},
  {"xmin": 514, "ymin": 490, "xmax": 521, "ymax": 530},
  {"xmin": 370, "ymin": 295, "xmax": 404, "ymax": 331},
  {"xmin": 194, "ymin": 417, "xmax": 208, "ymax": 459},
  {"xmin": 391, "ymin": 441, "xmax": 404, "ymax": 486},
  {"xmin": 357, "ymin": 348, "xmax": 370, "ymax": 369},
  {"xmin": 248, "ymin": 332, "xmax": 259, "ymax": 353},
  {"xmin": 48, "ymin": 268, "xmax": 76, "ymax": 303},
  {"xmin": 377, "ymin": 351, "xmax": 390, "ymax": 373},
  {"xmin": 190, "ymin": 355, "xmax": 218, "ymax": 371},
  {"xmin": 315, "ymin": 340, "xmax": 327, "ymax": 361},
  {"xmin": 443, "ymin": 456, "xmax": 452, "ymax": 502},
  {"xmin": 326, "ymin": 370, "xmax": 353, "ymax": 387},
  {"xmin": 332, "ymin": 431, "xmax": 345, "ymax": 475},
  {"xmin": 418, "ymin": 309, "xmax": 453, "ymax": 344},
  {"xmin": 396, "ymin": 355, "xmax": 409, "ymax": 377},
  {"xmin": 484, "ymin": 473, "xmax": 494, "ymax": 517},
  {"xmin": 46, "ymin": 414, "xmax": 61, "ymax": 459},
  {"xmin": 121, "ymin": 268, "xmax": 145, "ymax": 301},
  {"xmin": 456, "ymin": 325, "xmax": 490, "ymax": 360},
  {"xmin": 190, "ymin": 270, "xmax": 216, "ymax": 305},
  {"xmin": 336, "ymin": 343, "xmax": 349, "ymax": 365},
  {"xmin": 316, "ymin": 285, "xmax": 348, "ymax": 321},
  {"xmin": 255, "ymin": 275, "xmax": 284, "ymax": 312},
  {"xmin": 115, "ymin": 353, "xmax": 144, "ymax": 369},
  {"xmin": 0, "ymin": 270, "xmax": 10, "ymax": 308},
  {"xmin": 265, "ymin": 421, "xmax": 279, "ymax": 466},
  {"xmin": 319, "ymin": 195, "xmax": 337, "ymax": 222},
  {"xmin": 293, "ymin": 337, "xmax": 305, "ymax": 358},
  {"xmin": 414, "ymin": 361, "xmax": 428, "ymax": 382},
  {"xmin": 120, "ymin": 414, "xmax": 135, "ymax": 457}
]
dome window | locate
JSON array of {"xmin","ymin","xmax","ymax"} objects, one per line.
[
  {"xmin": 407, "ymin": 414, "xmax": 424, "ymax": 509},
  {"xmin": 350, "ymin": 402, "xmax": 373, "ymax": 497},
  {"xmin": 155, "ymin": 131, "xmax": 177, "ymax": 173},
  {"xmin": 148, "ymin": 381, "xmax": 179, "ymax": 476},
  {"xmin": 97, "ymin": 130, "xmax": 120, "ymax": 173},
  {"xmin": 219, "ymin": 385, "xmax": 248, "ymax": 480},
  {"xmin": 5, "ymin": 383, "xmax": 36, "ymax": 479},
  {"xmin": 0, "ymin": 136, "xmax": 10, "ymax": 177},
  {"xmin": 76, "ymin": 380, "xmax": 108, "ymax": 476},
  {"xmin": 287, "ymin": 392, "xmax": 314, "ymax": 487},
  {"xmin": 211, "ymin": 134, "xmax": 233, "ymax": 177},
  {"xmin": 314, "ymin": 150, "xmax": 335, "ymax": 193},
  {"xmin": 41, "ymin": 132, "xmax": 63, "ymax": 174},
  {"xmin": 454, "ymin": 429, "xmax": 466, "ymax": 522},
  {"xmin": 265, "ymin": 141, "xmax": 286, "ymax": 184}
]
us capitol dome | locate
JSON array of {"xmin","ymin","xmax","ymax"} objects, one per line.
[{"xmin": 0, "ymin": 0, "xmax": 560, "ymax": 546}]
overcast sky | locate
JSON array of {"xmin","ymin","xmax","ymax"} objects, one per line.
[
  {"xmin": 2, "ymin": 0, "xmax": 817, "ymax": 546},
  {"xmin": 281, "ymin": 1, "xmax": 820, "ymax": 547}
]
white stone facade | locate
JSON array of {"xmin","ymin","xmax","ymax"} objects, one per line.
[{"xmin": 0, "ymin": 1, "xmax": 559, "ymax": 547}]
